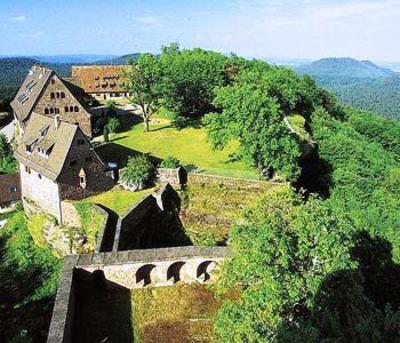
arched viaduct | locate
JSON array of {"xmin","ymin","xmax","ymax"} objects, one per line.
[{"xmin": 47, "ymin": 246, "xmax": 232, "ymax": 343}]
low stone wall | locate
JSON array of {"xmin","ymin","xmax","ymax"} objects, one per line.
[
  {"xmin": 113, "ymin": 195, "xmax": 158, "ymax": 251},
  {"xmin": 47, "ymin": 256, "xmax": 78, "ymax": 343},
  {"xmin": 188, "ymin": 172, "xmax": 269, "ymax": 190},
  {"xmin": 113, "ymin": 184, "xmax": 184, "ymax": 251},
  {"xmin": 47, "ymin": 246, "xmax": 232, "ymax": 343},
  {"xmin": 157, "ymin": 167, "xmax": 187, "ymax": 187},
  {"xmin": 94, "ymin": 205, "xmax": 111, "ymax": 253}
]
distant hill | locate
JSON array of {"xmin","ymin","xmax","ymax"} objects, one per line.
[
  {"xmin": 33, "ymin": 54, "xmax": 118, "ymax": 64},
  {"xmin": 297, "ymin": 58, "xmax": 400, "ymax": 120},
  {"xmin": 94, "ymin": 53, "xmax": 140, "ymax": 65}
]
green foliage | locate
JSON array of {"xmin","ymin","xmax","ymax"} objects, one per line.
[
  {"xmin": 104, "ymin": 99, "xmax": 117, "ymax": 116},
  {"xmin": 0, "ymin": 211, "xmax": 61, "ymax": 341},
  {"xmin": 297, "ymin": 58, "xmax": 400, "ymax": 120},
  {"xmin": 204, "ymin": 67, "xmax": 303, "ymax": 181},
  {"xmin": 160, "ymin": 155, "xmax": 180, "ymax": 168},
  {"xmin": 106, "ymin": 117, "xmax": 120, "ymax": 135},
  {"xmin": 74, "ymin": 202, "xmax": 107, "ymax": 249},
  {"xmin": 158, "ymin": 44, "xmax": 228, "ymax": 116},
  {"xmin": 125, "ymin": 53, "xmax": 161, "ymax": 131},
  {"xmin": 121, "ymin": 155, "xmax": 154, "ymax": 190},
  {"xmin": 346, "ymin": 109, "xmax": 400, "ymax": 159},
  {"xmin": 0, "ymin": 133, "xmax": 17, "ymax": 174}
]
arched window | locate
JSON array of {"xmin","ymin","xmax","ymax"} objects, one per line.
[
  {"xmin": 50, "ymin": 108, "xmax": 54, "ymax": 114},
  {"xmin": 69, "ymin": 106, "xmax": 74, "ymax": 112},
  {"xmin": 64, "ymin": 106, "xmax": 69, "ymax": 112},
  {"xmin": 60, "ymin": 92, "xmax": 65, "ymax": 98},
  {"xmin": 56, "ymin": 92, "xmax": 59, "ymax": 98},
  {"xmin": 45, "ymin": 108, "xmax": 49, "ymax": 114},
  {"xmin": 50, "ymin": 92, "xmax": 55, "ymax": 99},
  {"xmin": 74, "ymin": 106, "xmax": 79, "ymax": 112},
  {"xmin": 55, "ymin": 108, "xmax": 60, "ymax": 114}
]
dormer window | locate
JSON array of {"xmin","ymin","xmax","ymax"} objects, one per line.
[{"xmin": 79, "ymin": 168, "xmax": 87, "ymax": 189}]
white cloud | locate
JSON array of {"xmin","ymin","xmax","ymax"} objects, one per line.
[
  {"xmin": 10, "ymin": 15, "xmax": 26, "ymax": 22},
  {"xmin": 221, "ymin": 34, "xmax": 233, "ymax": 41},
  {"xmin": 19, "ymin": 31, "xmax": 45, "ymax": 39}
]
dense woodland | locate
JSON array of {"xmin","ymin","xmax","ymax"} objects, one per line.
[
  {"xmin": 297, "ymin": 58, "xmax": 400, "ymax": 120},
  {"xmin": 1, "ymin": 46, "xmax": 400, "ymax": 341}
]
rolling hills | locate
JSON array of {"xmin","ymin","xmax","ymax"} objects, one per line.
[{"xmin": 297, "ymin": 58, "xmax": 400, "ymax": 120}]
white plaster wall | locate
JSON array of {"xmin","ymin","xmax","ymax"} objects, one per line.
[{"xmin": 20, "ymin": 162, "xmax": 62, "ymax": 222}]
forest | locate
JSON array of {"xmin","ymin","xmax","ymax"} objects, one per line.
[
  {"xmin": 297, "ymin": 58, "xmax": 400, "ymax": 120},
  {"xmin": 1, "ymin": 46, "xmax": 400, "ymax": 342}
]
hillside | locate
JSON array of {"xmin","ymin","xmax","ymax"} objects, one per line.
[
  {"xmin": 34, "ymin": 54, "xmax": 117, "ymax": 64},
  {"xmin": 297, "ymin": 58, "xmax": 400, "ymax": 120},
  {"xmin": 94, "ymin": 53, "xmax": 140, "ymax": 65},
  {"xmin": 0, "ymin": 57, "xmax": 72, "ymax": 88}
]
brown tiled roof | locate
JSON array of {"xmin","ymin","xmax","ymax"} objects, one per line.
[
  {"xmin": 11, "ymin": 66, "xmax": 53, "ymax": 122},
  {"xmin": 70, "ymin": 65, "xmax": 129, "ymax": 93},
  {"xmin": 0, "ymin": 173, "xmax": 21, "ymax": 204},
  {"xmin": 15, "ymin": 112, "xmax": 78, "ymax": 181}
]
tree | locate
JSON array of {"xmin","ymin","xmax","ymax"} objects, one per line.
[
  {"xmin": 105, "ymin": 117, "xmax": 120, "ymax": 136},
  {"xmin": 125, "ymin": 53, "xmax": 160, "ymax": 132},
  {"xmin": 204, "ymin": 79, "xmax": 302, "ymax": 182},
  {"xmin": 158, "ymin": 44, "xmax": 228, "ymax": 116},
  {"xmin": 0, "ymin": 133, "xmax": 17, "ymax": 174},
  {"xmin": 120, "ymin": 155, "xmax": 154, "ymax": 191},
  {"xmin": 104, "ymin": 99, "xmax": 117, "ymax": 116}
]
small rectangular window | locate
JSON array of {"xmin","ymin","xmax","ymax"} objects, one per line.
[
  {"xmin": 9, "ymin": 186, "xmax": 17, "ymax": 193},
  {"xmin": 38, "ymin": 174, "xmax": 42, "ymax": 179},
  {"xmin": 25, "ymin": 165, "xmax": 31, "ymax": 174}
]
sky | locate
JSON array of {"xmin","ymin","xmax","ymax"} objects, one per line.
[{"xmin": 0, "ymin": 0, "xmax": 399, "ymax": 62}]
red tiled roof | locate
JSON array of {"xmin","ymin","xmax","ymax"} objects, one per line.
[{"xmin": 0, "ymin": 173, "xmax": 21, "ymax": 204}]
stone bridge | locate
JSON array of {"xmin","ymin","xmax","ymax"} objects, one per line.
[
  {"xmin": 47, "ymin": 246, "xmax": 232, "ymax": 343},
  {"xmin": 77, "ymin": 246, "xmax": 230, "ymax": 288}
]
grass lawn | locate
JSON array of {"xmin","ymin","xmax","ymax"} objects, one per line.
[
  {"xmin": 82, "ymin": 186, "xmax": 157, "ymax": 217},
  {"xmin": 132, "ymin": 284, "xmax": 222, "ymax": 343},
  {"xmin": 97, "ymin": 115, "xmax": 259, "ymax": 179}
]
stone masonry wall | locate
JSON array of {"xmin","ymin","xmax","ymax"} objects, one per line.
[
  {"xmin": 47, "ymin": 246, "xmax": 232, "ymax": 343},
  {"xmin": 58, "ymin": 129, "xmax": 114, "ymax": 201},
  {"xmin": 33, "ymin": 74, "xmax": 92, "ymax": 137}
]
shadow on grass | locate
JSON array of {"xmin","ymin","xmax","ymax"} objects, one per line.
[{"xmin": 96, "ymin": 143, "xmax": 162, "ymax": 168}]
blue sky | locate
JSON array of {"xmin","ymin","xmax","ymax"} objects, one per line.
[{"xmin": 0, "ymin": 0, "xmax": 399, "ymax": 61}]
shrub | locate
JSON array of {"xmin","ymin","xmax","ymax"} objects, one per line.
[
  {"xmin": 121, "ymin": 155, "xmax": 154, "ymax": 191},
  {"xmin": 106, "ymin": 117, "xmax": 120, "ymax": 135},
  {"xmin": 173, "ymin": 115, "xmax": 190, "ymax": 130},
  {"xmin": 160, "ymin": 155, "xmax": 181, "ymax": 168}
]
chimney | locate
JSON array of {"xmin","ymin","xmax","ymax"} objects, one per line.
[{"xmin": 55, "ymin": 115, "xmax": 61, "ymax": 130}]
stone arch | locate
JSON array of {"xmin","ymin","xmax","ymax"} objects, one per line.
[
  {"xmin": 50, "ymin": 92, "xmax": 55, "ymax": 99},
  {"xmin": 69, "ymin": 106, "xmax": 74, "ymax": 112},
  {"xmin": 60, "ymin": 92, "xmax": 65, "ymax": 98},
  {"xmin": 136, "ymin": 264, "xmax": 156, "ymax": 286},
  {"xmin": 64, "ymin": 106, "xmax": 69, "ymax": 112},
  {"xmin": 74, "ymin": 106, "xmax": 79, "ymax": 112},
  {"xmin": 45, "ymin": 108, "xmax": 49, "ymax": 114},
  {"xmin": 167, "ymin": 261, "xmax": 186, "ymax": 283},
  {"xmin": 196, "ymin": 260, "xmax": 216, "ymax": 282}
]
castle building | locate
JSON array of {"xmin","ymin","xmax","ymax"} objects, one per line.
[
  {"xmin": 11, "ymin": 66, "xmax": 116, "ymax": 224},
  {"xmin": 14, "ymin": 113, "xmax": 114, "ymax": 224},
  {"xmin": 70, "ymin": 65, "xmax": 130, "ymax": 100},
  {"xmin": 11, "ymin": 65, "xmax": 95, "ymax": 138}
]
